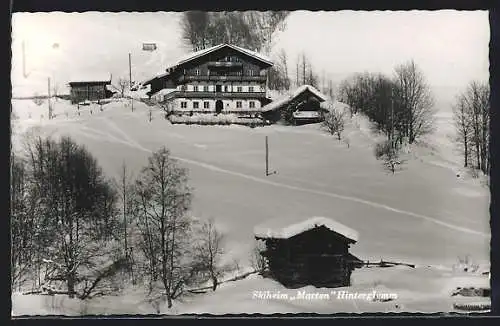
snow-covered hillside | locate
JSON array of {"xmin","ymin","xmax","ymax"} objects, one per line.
[{"xmin": 10, "ymin": 97, "xmax": 490, "ymax": 314}]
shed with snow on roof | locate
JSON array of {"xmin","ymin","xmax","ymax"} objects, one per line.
[
  {"xmin": 254, "ymin": 216, "xmax": 363, "ymax": 288},
  {"xmin": 261, "ymin": 85, "xmax": 329, "ymax": 125},
  {"xmin": 68, "ymin": 73, "xmax": 113, "ymax": 104}
]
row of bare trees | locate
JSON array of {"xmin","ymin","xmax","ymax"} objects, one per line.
[
  {"xmin": 453, "ymin": 81, "xmax": 490, "ymax": 175},
  {"xmin": 338, "ymin": 59, "xmax": 435, "ymax": 145},
  {"xmin": 269, "ymin": 50, "xmax": 336, "ymax": 96},
  {"xmin": 11, "ymin": 136, "xmax": 227, "ymax": 308}
]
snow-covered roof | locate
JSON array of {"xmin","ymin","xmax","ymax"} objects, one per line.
[
  {"xmin": 68, "ymin": 72, "xmax": 112, "ymax": 84},
  {"xmin": 261, "ymin": 93, "xmax": 292, "ymax": 113},
  {"xmin": 141, "ymin": 71, "xmax": 171, "ymax": 85},
  {"xmin": 170, "ymin": 43, "xmax": 274, "ymax": 69},
  {"xmin": 151, "ymin": 88, "xmax": 177, "ymax": 97},
  {"xmin": 105, "ymin": 84, "xmax": 119, "ymax": 93},
  {"xmin": 254, "ymin": 216, "xmax": 359, "ymax": 242},
  {"xmin": 291, "ymin": 85, "xmax": 328, "ymax": 102},
  {"xmin": 261, "ymin": 85, "xmax": 328, "ymax": 113}
]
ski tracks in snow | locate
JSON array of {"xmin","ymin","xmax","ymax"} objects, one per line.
[{"xmin": 76, "ymin": 117, "xmax": 488, "ymax": 238}]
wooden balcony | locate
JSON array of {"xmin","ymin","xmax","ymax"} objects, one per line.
[
  {"xmin": 207, "ymin": 61, "xmax": 243, "ymax": 68},
  {"xmin": 177, "ymin": 74, "xmax": 267, "ymax": 83}
]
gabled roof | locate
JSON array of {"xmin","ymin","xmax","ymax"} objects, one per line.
[
  {"xmin": 141, "ymin": 71, "xmax": 171, "ymax": 85},
  {"xmin": 68, "ymin": 73, "xmax": 112, "ymax": 85},
  {"xmin": 261, "ymin": 85, "xmax": 328, "ymax": 113},
  {"xmin": 254, "ymin": 216, "xmax": 359, "ymax": 243},
  {"xmin": 291, "ymin": 85, "xmax": 328, "ymax": 102},
  {"xmin": 169, "ymin": 43, "xmax": 274, "ymax": 69}
]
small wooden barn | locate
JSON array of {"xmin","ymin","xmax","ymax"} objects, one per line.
[
  {"xmin": 254, "ymin": 216, "xmax": 363, "ymax": 288},
  {"xmin": 261, "ymin": 85, "xmax": 329, "ymax": 125},
  {"xmin": 68, "ymin": 74, "xmax": 113, "ymax": 104}
]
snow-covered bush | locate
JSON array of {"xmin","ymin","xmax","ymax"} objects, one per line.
[
  {"xmin": 168, "ymin": 114, "xmax": 266, "ymax": 127},
  {"xmin": 322, "ymin": 109, "xmax": 345, "ymax": 140},
  {"xmin": 374, "ymin": 140, "xmax": 406, "ymax": 174},
  {"xmin": 453, "ymin": 255, "xmax": 480, "ymax": 273},
  {"xmin": 249, "ymin": 240, "xmax": 268, "ymax": 275}
]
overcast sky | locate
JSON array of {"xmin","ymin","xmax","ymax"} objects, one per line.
[{"xmin": 11, "ymin": 10, "xmax": 489, "ymax": 109}]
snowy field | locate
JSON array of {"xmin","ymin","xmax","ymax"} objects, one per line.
[{"xmin": 11, "ymin": 98, "xmax": 490, "ymax": 315}]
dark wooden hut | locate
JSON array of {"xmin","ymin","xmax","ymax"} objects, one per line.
[
  {"xmin": 261, "ymin": 85, "xmax": 329, "ymax": 125},
  {"xmin": 68, "ymin": 75, "xmax": 113, "ymax": 104},
  {"xmin": 254, "ymin": 216, "xmax": 363, "ymax": 288}
]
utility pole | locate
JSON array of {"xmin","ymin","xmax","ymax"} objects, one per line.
[
  {"xmin": 128, "ymin": 53, "xmax": 132, "ymax": 88},
  {"xmin": 265, "ymin": 136, "xmax": 277, "ymax": 176},
  {"xmin": 265, "ymin": 136, "xmax": 269, "ymax": 176},
  {"xmin": 129, "ymin": 53, "xmax": 134, "ymax": 112},
  {"xmin": 47, "ymin": 77, "xmax": 52, "ymax": 119}
]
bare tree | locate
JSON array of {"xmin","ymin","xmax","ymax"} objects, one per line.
[
  {"xmin": 193, "ymin": 218, "xmax": 225, "ymax": 291},
  {"xmin": 134, "ymin": 147, "xmax": 193, "ymax": 308},
  {"xmin": 295, "ymin": 54, "xmax": 300, "ymax": 88},
  {"xmin": 113, "ymin": 162, "xmax": 137, "ymax": 284},
  {"xmin": 117, "ymin": 78, "xmax": 130, "ymax": 97},
  {"xmin": 328, "ymin": 79, "xmax": 335, "ymax": 101},
  {"xmin": 453, "ymin": 81, "xmax": 490, "ymax": 174},
  {"xmin": 268, "ymin": 48, "xmax": 291, "ymax": 92},
  {"xmin": 453, "ymin": 94, "xmax": 473, "ymax": 168},
  {"xmin": 250, "ymin": 240, "xmax": 268, "ymax": 274},
  {"xmin": 181, "ymin": 11, "xmax": 210, "ymax": 51},
  {"xmin": 393, "ymin": 60, "xmax": 435, "ymax": 144},
  {"xmin": 321, "ymin": 108, "xmax": 345, "ymax": 140},
  {"xmin": 301, "ymin": 52, "xmax": 307, "ymax": 86}
]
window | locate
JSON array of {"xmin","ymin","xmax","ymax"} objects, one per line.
[
  {"xmin": 193, "ymin": 85, "xmax": 199, "ymax": 92},
  {"xmin": 181, "ymin": 101, "xmax": 187, "ymax": 109},
  {"xmin": 193, "ymin": 101, "xmax": 199, "ymax": 109},
  {"xmin": 249, "ymin": 101, "xmax": 255, "ymax": 108},
  {"xmin": 249, "ymin": 70, "xmax": 255, "ymax": 76},
  {"xmin": 195, "ymin": 69, "xmax": 200, "ymax": 76},
  {"xmin": 236, "ymin": 71, "xmax": 242, "ymax": 76},
  {"xmin": 248, "ymin": 86, "xmax": 254, "ymax": 93},
  {"xmin": 203, "ymin": 85, "xmax": 209, "ymax": 92},
  {"xmin": 224, "ymin": 86, "xmax": 229, "ymax": 92},
  {"xmin": 204, "ymin": 101, "xmax": 210, "ymax": 109},
  {"xmin": 181, "ymin": 85, "xmax": 187, "ymax": 91},
  {"xmin": 236, "ymin": 101, "xmax": 242, "ymax": 108},
  {"xmin": 237, "ymin": 86, "xmax": 242, "ymax": 92}
]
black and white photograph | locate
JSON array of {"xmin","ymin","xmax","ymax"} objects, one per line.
[{"xmin": 10, "ymin": 10, "xmax": 491, "ymax": 315}]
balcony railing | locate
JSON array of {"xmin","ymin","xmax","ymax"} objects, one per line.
[
  {"xmin": 163, "ymin": 91, "xmax": 267, "ymax": 100},
  {"xmin": 207, "ymin": 61, "xmax": 243, "ymax": 68},
  {"xmin": 177, "ymin": 75, "xmax": 267, "ymax": 83}
]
